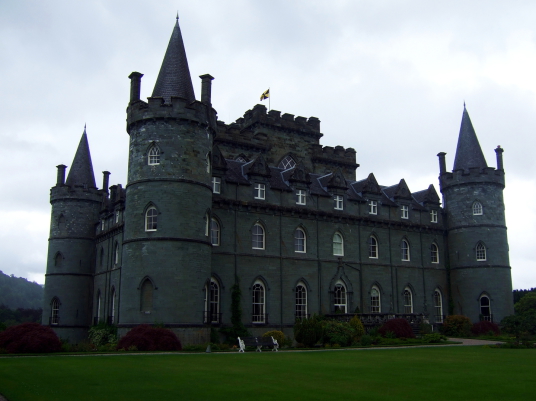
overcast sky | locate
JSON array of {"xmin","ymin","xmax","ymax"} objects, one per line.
[{"xmin": 1, "ymin": 1, "xmax": 535, "ymax": 289}]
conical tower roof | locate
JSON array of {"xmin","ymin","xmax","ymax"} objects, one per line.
[
  {"xmin": 65, "ymin": 127, "xmax": 97, "ymax": 188},
  {"xmin": 152, "ymin": 16, "xmax": 195, "ymax": 103},
  {"xmin": 453, "ymin": 107, "xmax": 487, "ymax": 171}
]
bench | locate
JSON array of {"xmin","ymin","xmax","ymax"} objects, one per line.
[{"xmin": 237, "ymin": 336, "xmax": 279, "ymax": 352}]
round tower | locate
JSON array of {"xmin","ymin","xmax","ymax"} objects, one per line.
[
  {"xmin": 43, "ymin": 129, "xmax": 102, "ymax": 342},
  {"xmin": 438, "ymin": 107, "xmax": 514, "ymax": 323},
  {"xmin": 118, "ymin": 18, "xmax": 217, "ymax": 344}
]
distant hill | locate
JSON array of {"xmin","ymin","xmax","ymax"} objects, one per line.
[{"xmin": 0, "ymin": 271, "xmax": 43, "ymax": 309}]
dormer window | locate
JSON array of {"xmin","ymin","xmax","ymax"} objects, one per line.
[
  {"xmin": 369, "ymin": 200, "xmax": 377, "ymax": 215},
  {"xmin": 431, "ymin": 210, "xmax": 438, "ymax": 223},
  {"xmin": 401, "ymin": 205, "xmax": 409, "ymax": 219},
  {"xmin": 279, "ymin": 155, "xmax": 296, "ymax": 170},
  {"xmin": 296, "ymin": 189, "xmax": 306, "ymax": 205},
  {"xmin": 212, "ymin": 177, "xmax": 221, "ymax": 194},
  {"xmin": 334, "ymin": 195, "xmax": 343, "ymax": 210},
  {"xmin": 148, "ymin": 146, "xmax": 160, "ymax": 165},
  {"xmin": 254, "ymin": 183, "xmax": 265, "ymax": 200},
  {"xmin": 473, "ymin": 202, "xmax": 483, "ymax": 215}
]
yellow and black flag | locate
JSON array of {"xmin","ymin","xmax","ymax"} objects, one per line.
[{"xmin": 260, "ymin": 89, "xmax": 270, "ymax": 101}]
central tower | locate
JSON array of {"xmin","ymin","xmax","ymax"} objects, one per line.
[{"xmin": 119, "ymin": 17, "xmax": 217, "ymax": 343}]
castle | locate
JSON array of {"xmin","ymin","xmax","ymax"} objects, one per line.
[{"xmin": 43, "ymin": 18, "xmax": 514, "ymax": 343}]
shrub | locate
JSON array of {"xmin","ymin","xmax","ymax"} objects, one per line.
[
  {"xmin": 471, "ymin": 321, "xmax": 500, "ymax": 336},
  {"xmin": 419, "ymin": 323, "xmax": 433, "ymax": 335},
  {"xmin": 88, "ymin": 323, "xmax": 117, "ymax": 346},
  {"xmin": 360, "ymin": 334, "xmax": 372, "ymax": 346},
  {"xmin": 262, "ymin": 330, "xmax": 285, "ymax": 345},
  {"xmin": 379, "ymin": 318, "xmax": 415, "ymax": 338},
  {"xmin": 514, "ymin": 292, "xmax": 536, "ymax": 315},
  {"xmin": 349, "ymin": 315, "xmax": 365, "ymax": 339},
  {"xmin": 117, "ymin": 325, "xmax": 182, "ymax": 351},
  {"xmin": 0, "ymin": 322, "xmax": 61, "ymax": 354},
  {"xmin": 442, "ymin": 315, "xmax": 472, "ymax": 337},
  {"xmin": 422, "ymin": 333, "xmax": 447, "ymax": 343},
  {"xmin": 322, "ymin": 320, "xmax": 354, "ymax": 346},
  {"xmin": 294, "ymin": 314, "xmax": 323, "ymax": 347}
]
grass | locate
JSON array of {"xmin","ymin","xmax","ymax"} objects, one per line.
[{"xmin": 0, "ymin": 347, "xmax": 534, "ymax": 400}]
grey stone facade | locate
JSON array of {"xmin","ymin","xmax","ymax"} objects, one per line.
[{"xmin": 42, "ymin": 19, "xmax": 514, "ymax": 344}]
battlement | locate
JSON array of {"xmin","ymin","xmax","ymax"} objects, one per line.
[
  {"xmin": 440, "ymin": 166, "xmax": 505, "ymax": 189},
  {"xmin": 234, "ymin": 104, "xmax": 322, "ymax": 138},
  {"xmin": 50, "ymin": 184, "xmax": 103, "ymax": 204}
]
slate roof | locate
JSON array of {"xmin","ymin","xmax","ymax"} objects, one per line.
[
  {"xmin": 453, "ymin": 107, "xmax": 488, "ymax": 171},
  {"xmin": 65, "ymin": 128, "xmax": 97, "ymax": 189},
  {"xmin": 152, "ymin": 18, "xmax": 196, "ymax": 104}
]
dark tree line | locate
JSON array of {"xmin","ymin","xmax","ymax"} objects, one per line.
[
  {"xmin": 513, "ymin": 288, "xmax": 536, "ymax": 304},
  {"xmin": 0, "ymin": 270, "xmax": 43, "ymax": 309}
]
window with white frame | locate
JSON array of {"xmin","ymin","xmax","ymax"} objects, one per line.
[
  {"xmin": 371, "ymin": 286, "xmax": 381, "ymax": 313},
  {"xmin": 431, "ymin": 243, "xmax": 439, "ymax": 264},
  {"xmin": 334, "ymin": 195, "xmax": 343, "ymax": 210},
  {"xmin": 294, "ymin": 228, "xmax": 306, "ymax": 253},
  {"xmin": 204, "ymin": 278, "xmax": 220, "ymax": 323},
  {"xmin": 96, "ymin": 293, "xmax": 101, "ymax": 323},
  {"xmin": 252, "ymin": 281, "xmax": 265, "ymax": 323},
  {"xmin": 110, "ymin": 288, "xmax": 116, "ymax": 324},
  {"xmin": 333, "ymin": 282, "xmax": 347, "ymax": 313},
  {"xmin": 252, "ymin": 224, "xmax": 265, "ymax": 250},
  {"xmin": 211, "ymin": 219, "xmax": 220, "ymax": 246},
  {"xmin": 368, "ymin": 235, "xmax": 378, "ymax": 259},
  {"xmin": 401, "ymin": 205, "xmax": 409, "ymax": 219},
  {"xmin": 148, "ymin": 146, "xmax": 160, "ymax": 165},
  {"xmin": 333, "ymin": 233, "xmax": 344, "ymax": 256},
  {"xmin": 205, "ymin": 213, "xmax": 210, "ymax": 237},
  {"xmin": 51, "ymin": 297, "xmax": 60, "ymax": 325},
  {"xmin": 101, "ymin": 220, "xmax": 105, "ymax": 231},
  {"xmin": 296, "ymin": 189, "xmax": 306, "ymax": 205},
  {"xmin": 279, "ymin": 155, "xmax": 296, "ymax": 170},
  {"xmin": 114, "ymin": 243, "xmax": 119, "ymax": 265},
  {"xmin": 473, "ymin": 201, "xmax": 483, "ymax": 215},
  {"xmin": 430, "ymin": 210, "xmax": 438, "ymax": 223},
  {"xmin": 434, "ymin": 289, "xmax": 443, "ymax": 323},
  {"xmin": 145, "ymin": 207, "xmax": 157, "ymax": 231},
  {"xmin": 254, "ymin": 183, "xmax": 265, "ymax": 200},
  {"xmin": 480, "ymin": 295, "xmax": 491, "ymax": 321},
  {"xmin": 295, "ymin": 283, "xmax": 307, "ymax": 319},
  {"xmin": 206, "ymin": 153, "xmax": 211, "ymax": 173},
  {"xmin": 476, "ymin": 242, "xmax": 486, "ymax": 261},
  {"xmin": 236, "ymin": 156, "xmax": 247, "ymax": 163},
  {"xmin": 212, "ymin": 177, "xmax": 221, "ymax": 194},
  {"xmin": 140, "ymin": 279, "xmax": 153, "ymax": 313},
  {"xmin": 403, "ymin": 288, "xmax": 413, "ymax": 313},
  {"xmin": 369, "ymin": 200, "xmax": 377, "ymax": 215},
  {"xmin": 401, "ymin": 239, "xmax": 410, "ymax": 261},
  {"xmin": 115, "ymin": 211, "xmax": 120, "ymax": 224}
]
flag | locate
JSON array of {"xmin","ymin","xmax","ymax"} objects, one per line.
[{"xmin": 260, "ymin": 89, "xmax": 270, "ymax": 101}]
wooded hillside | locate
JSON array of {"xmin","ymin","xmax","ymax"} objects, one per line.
[{"xmin": 0, "ymin": 271, "xmax": 43, "ymax": 309}]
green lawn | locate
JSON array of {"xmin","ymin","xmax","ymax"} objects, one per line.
[{"xmin": 0, "ymin": 347, "xmax": 534, "ymax": 401}]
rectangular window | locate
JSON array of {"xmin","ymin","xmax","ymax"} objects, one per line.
[
  {"xmin": 115, "ymin": 211, "xmax": 120, "ymax": 224},
  {"xmin": 296, "ymin": 189, "xmax": 306, "ymax": 205},
  {"xmin": 334, "ymin": 195, "xmax": 343, "ymax": 210},
  {"xmin": 212, "ymin": 177, "xmax": 221, "ymax": 194},
  {"xmin": 369, "ymin": 200, "xmax": 377, "ymax": 215},
  {"xmin": 254, "ymin": 183, "xmax": 265, "ymax": 200},
  {"xmin": 401, "ymin": 205, "xmax": 409, "ymax": 219},
  {"xmin": 431, "ymin": 210, "xmax": 438, "ymax": 223}
]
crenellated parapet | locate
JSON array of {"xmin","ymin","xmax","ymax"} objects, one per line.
[{"xmin": 439, "ymin": 166, "xmax": 505, "ymax": 192}]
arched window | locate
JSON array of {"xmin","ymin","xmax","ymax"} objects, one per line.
[
  {"xmin": 110, "ymin": 288, "xmax": 116, "ymax": 324},
  {"xmin": 434, "ymin": 289, "xmax": 443, "ymax": 323},
  {"xmin": 368, "ymin": 235, "xmax": 378, "ymax": 259},
  {"xmin": 114, "ymin": 243, "xmax": 119, "ymax": 265},
  {"xmin": 140, "ymin": 279, "xmax": 153, "ymax": 313},
  {"xmin": 204, "ymin": 278, "xmax": 220, "ymax": 323},
  {"xmin": 99, "ymin": 248, "xmax": 104, "ymax": 267},
  {"xmin": 279, "ymin": 155, "xmax": 296, "ymax": 170},
  {"xmin": 334, "ymin": 282, "xmax": 347, "ymax": 313},
  {"xmin": 145, "ymin": 207, "xmax": 158, "ymax": 231},
  {"xmin": 206, "ymin": 153, "xmax": 211, "ymax": 173},
  {"xmin": 403, "ymin": 287, "xmax": 413, "ymax": 314},
  {"xmin": 50, "ymin": 297, "xmax": 60, "ymax": 325},
  {"xmin": 211, "ymin": 219, "xmax": 220, "ymax": 246},
  {"xmin": 473, "ymin": 201, "xmax": 483, "ymax": 215},
  {"xmin": 294, "ymin": 228, "xmax": 306, "ymax": 253},
  {"xmin": 205, "ymin": 213, "xmax": 210, "ymax": 237},
  {"xmin": 401, "ymin": 239, "xmax": 410, "ymax": 261},
  {"xmin": 148, "ymin": 146, "xmax": 160, "ymax": 165},
  {"xmin": 333, "ymin": 233, "xmax": 344, "ymax": 256},
  {"xmin": 480, "ymin": 295, "xmax": 491, "ymax": 321},
  {"xmin": 54, "ymin": 252, "xmax": 63, "ymax": 268},
  {"xmin": 295, "ymin": 283, "xmax": 307, "ymax": 319},
  {"xmin": 371, "ymin": 286, "xmax": 381, "ymax": 313},
  {"xmin": 252, "ymin": 224, "xmax": 265, "ymax": 250},
  {"xmin": 476, "ymin": 242, "xmax": 486, "ymax": 261},
  {"xmin": 58, "ymin": 214, "xmax": 66, "ymax": 232},
  {"xmin": 431, "ymin": 243, "xmax": 439, "ymax": 264},
  {"xmin": 96, "ymin": 293, "xmax": 101, "ymax": 323},
  {"xmin": 252, "ymin": 280, "xmax": 265, "ymax": 323}
]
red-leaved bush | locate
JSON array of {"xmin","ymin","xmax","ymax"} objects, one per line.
[
  {"xmin": 471, "ymin": 321, "xmax": 501, "ymax": 336},
  {"xmin": 379, "ymin": 318, "xmax": 415, "ymax": 338},
  {"xmin": 0, "ymin": 322, "xmax": 62, "ymax": 354},
  {"xmin": 117, "ymin": 325, "xmax": 182, "ymax": 351}
]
